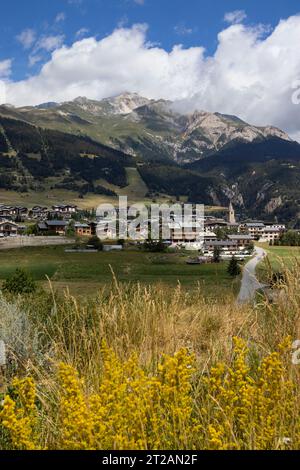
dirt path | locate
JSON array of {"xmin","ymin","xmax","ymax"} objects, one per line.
[{"xmin": 237, "ymin": 247, "xmax": 267, "ymax": 304}]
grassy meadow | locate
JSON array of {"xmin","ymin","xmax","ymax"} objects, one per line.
[
  {"xmin": 257, "ymin": 243, "xmax": 300, "ymax": 282},
  {"xmin": 0, "ymin": 245, "xmax": 238, "ymax": 299},
  {"xmin": 1, "ymin": 261, "xmax": 300, "ymax": 450},
  {"xmin": 2, "ymin": 241, "xmax": 300, "ymax": 450}
]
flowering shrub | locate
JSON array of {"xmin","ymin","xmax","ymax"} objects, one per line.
[
  {"xmin": 0, "ymin": 377, "xmax": 39, "ymax": 450},
  {"xmin": 0, "ymin": 339, "xmax": 299, "ymax": 450},
  {"xmin": 202, "ymin": 337, "xmax": 296, "ymax": 450},
  {"xmin": 57, "ymin": 344, "xmax": 199, "ymax": 450},
  {"xmin": 0, "ymin": 344, "xmax": 198, "ymax": 450}
]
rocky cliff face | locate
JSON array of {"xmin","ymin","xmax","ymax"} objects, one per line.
[{"xmin": 72, "ymin": 93, "xmax": 151, "ymax": 116}]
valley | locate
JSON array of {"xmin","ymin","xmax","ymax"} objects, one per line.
[
  {"xmin": 2, "ymin": 0, "xmax": 300, "ymax": 454},
  {"xmin": 1, "ymin": 93, "xmax": 300, "ymax": 225}
]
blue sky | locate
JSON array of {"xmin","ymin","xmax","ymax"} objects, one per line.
[
  {"xmin": 1, "ymin": 0, "xmax": 299, "ymax": 81},
  {"xmin": 0, "ymin": 1, "xmax": 300, "ymax": 139}
]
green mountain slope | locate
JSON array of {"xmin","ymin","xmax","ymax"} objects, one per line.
[
  {"xmin": 187, "ymin": 138, "xmax": 300, "ymax": 226},
  {"xmin": 0, "ymin": 116, "xmax": 133, "ymax": 196},
  {"xmin": 0, "ymin": 94, "xmax": 300, "ymax": 225},
  {"xmin": 0, "ymin": 93, "xmax": 291, "ymax": 164}
]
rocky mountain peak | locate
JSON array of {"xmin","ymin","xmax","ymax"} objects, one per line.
[
  {"xmin": 73, "ymin": 96, "xmax": 90, "ymax": 104},
  {"xmin": 103, "ymin": 92, "xmax": 151, "ymax": 115},
  {"xmin": 70, "ymin": 92, "xmax": 151, "ymax": 116},
  {"xmin": 0, "ymin": 92, "xmax": 293, "ymax": 165},
  {"xmin": 180, "ymin": 109, "xmax": 291, "ymax": 151}
]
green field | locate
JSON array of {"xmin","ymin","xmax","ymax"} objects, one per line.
[
  {"xmin": 257, "ymin": 243, "xmax": 300, "ymax": 281},
  {"xmin": 0, "ymin": 246, "xmax": 239, "ymax": 299}
]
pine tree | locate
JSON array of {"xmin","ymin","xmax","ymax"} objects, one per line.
[
  {"xmin": 227, "ymin": 256, "xmax": 241, "ymax": 277},
  {"xmin": 213, "ymin": 246, "xmax": 221, "ymax": 263},
  {"xmin": 87, "ymin": 236, "xmax": 103, "ymax": 251}
]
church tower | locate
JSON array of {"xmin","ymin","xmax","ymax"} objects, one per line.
[{"xmin": 228, "ymin": 201, "xmax": 236, "ymax": 224}]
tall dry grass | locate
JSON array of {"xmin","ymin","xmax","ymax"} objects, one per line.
[{"xmin": 1, "ymin": 261, "xmax": 300, "ymax": 449}]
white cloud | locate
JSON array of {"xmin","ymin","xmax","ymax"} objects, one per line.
[
  {"xmin": 224, "ymin": 10, "xmax": 247, "ymax": 25},
  {"xmin": 16, "ymin": 29, "xmax": 36, "ymax": 49},
  {"xmin": 5, "ymin": 24, "xmax": 205, "ymax": 106},
  {"xmin": 5, "ymin": 17, "xmax": 300, "ymax": 140},
  {"xmin": 290, "ymin": 131, "xmax": 300, "ymax": 142},
  {"xmin": 0, "ymin": 59, "xmax": 12, "ymax": 78},
  {"xmin": 174, "ymin": 23, "xmax": 194, "ymax": 36},
  {"xmin": 75, "ymin": 28, "xmax": 89, "ymax": 39},
  {"xmin": 55, "ymin": 12, "xmax": 66, "ymax": 23},
  {"xmin": 134, "ymin": 0, "xmax": 145, "ymax": 5},
  {"xmin": 28, "ymin": 54, "xmax": 43, "ymax": 67},
  {"xmin": 34, "ymin": 35, "xmax": 65, "ymax": 52},
  {"xmin": 26, "ymin": 34, "xmax": 65, "ymax": 66}
]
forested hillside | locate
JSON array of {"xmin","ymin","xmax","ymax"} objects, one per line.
[{"xmin": 0, "ymin": 117, "xmax": 133, "ymax": 196}]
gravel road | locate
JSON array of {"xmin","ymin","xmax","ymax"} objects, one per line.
[{"xmin": 237, "ymin": 246, "xmax": 267, "ymax": 304}]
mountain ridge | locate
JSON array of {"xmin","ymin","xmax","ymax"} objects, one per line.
[
  {"xmin": 0, "ymin": 93, "xmax": 292, "ymax": 164},
  {"xmin": 1, "ymin": 94, "xmax": 300, "ymax": 225}
]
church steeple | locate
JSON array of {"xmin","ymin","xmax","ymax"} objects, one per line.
[{"xmin": 228, "ymin": 201, "xmax": 236, "ymax": 224}]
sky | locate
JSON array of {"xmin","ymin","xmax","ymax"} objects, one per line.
[{"xmin": 0, "ymin": 0, "xmax": 300, "ymax": 139}]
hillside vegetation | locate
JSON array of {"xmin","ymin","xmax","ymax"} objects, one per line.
[{"xmin": 0, "ymin": 116, "xmax": 132, "ymax": 196}]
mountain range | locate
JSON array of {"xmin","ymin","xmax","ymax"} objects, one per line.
[
  {"xmin": 1, "ymin": 92, "xmax": 291, "ymax": 163},
  {"xmin": 0, "ymin": 92, "xmax": 300, "ymax": 226}
]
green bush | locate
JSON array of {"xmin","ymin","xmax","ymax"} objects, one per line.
[
  {"xmin": 213, "ymin": 246, "xmax": 221, "ymax": 263},
  {"xmin": 227, "ymin": 256, "xmax": 241, "ymax": 277},
  {"xmin": 2, "ymin": 269, "xmax": 36, "ymax": 295},
  {"xmin": 143, "ymin": 239, "xmax": 166, "ymax": 253},
  {"xmin": 87, "ymin": 236, "xmax": 103, "ymax": 251}
]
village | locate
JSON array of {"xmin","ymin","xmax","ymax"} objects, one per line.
[{"xmin": 0, "ymin": 201, "xmax": 287, "ymax": 261}]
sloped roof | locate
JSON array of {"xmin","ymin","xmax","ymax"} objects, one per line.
[
  {"xmin": 228, "ymin": 235, "xmax": 253, "ymax": 240},
  {"xmin": 205, "ymin": 240, "xmax": 238, "ymax": 247},
  {"xmin": 46, "ymin": 220, "xmax": 67, "ymax": 227}
]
